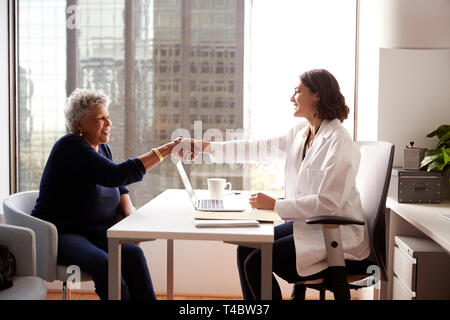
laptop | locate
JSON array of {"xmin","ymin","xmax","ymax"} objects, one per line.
[{"xmin": 176, "ymin": 161, "xmax": 248, "ymax": 212}]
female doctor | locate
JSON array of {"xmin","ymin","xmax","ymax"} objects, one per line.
[{"xmin": 181, "ymin": 69, "xmax": 370, "ymax": 300}]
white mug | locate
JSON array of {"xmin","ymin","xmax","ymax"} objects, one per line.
[{"xmin": 207, "ymin": 178, "xmax": 232, "ymax": 200}]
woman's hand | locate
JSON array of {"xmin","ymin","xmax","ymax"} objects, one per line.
[
  {"xmin": 138, "ymin": 137, "xmax": 183, "ymax": 172},
  {"xmin": 249, "ymin": 193, "xmax": 276, "ymax": 210},
  {"xmin": 174, "ymin": 138, "xmax": 211, "ymax": 161},
  {"xmin": 158, "ymin": 137, "xmax": 183, "ymax": 158}
]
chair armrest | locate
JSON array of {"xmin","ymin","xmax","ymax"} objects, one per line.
[
  {"xmin": 307, "ymin": 216, "xmax": 364, "ymax": 268},
  {"xmin": 3, "ymin": 203, "xmax": 58, "ymax": 281},
  {"xmin": 306, "ymin": 215, "xmax": 365, "ymax": 226},
  {"xmin": 0, "ymin": 224, "xmax": 36, "ymax": 276}
]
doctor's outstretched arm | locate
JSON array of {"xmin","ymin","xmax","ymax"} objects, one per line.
[{"xmin": 177, "ymin": 125, "xmax": 304, "ymax": 164}]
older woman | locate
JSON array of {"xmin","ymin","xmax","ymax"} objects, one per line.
[
  {"xmin": 182, "ymin": 69, "xmax": 371, "ymax": 300},
  {"xmin": 32, "ymin": 88, "xmax": 180, "ymax": 300}
]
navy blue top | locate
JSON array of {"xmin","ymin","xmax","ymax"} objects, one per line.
[{"xmin": 32, "ymin": 134, "xmax": 146, "ymax": 234}]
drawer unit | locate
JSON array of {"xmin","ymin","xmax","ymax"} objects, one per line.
[
  {"xmin": 393, "ymin": 275, "xmax": 416, "ymax": 300},
  {"xmin": 392, "ymin": 236, "xmax": 450, "ymax": 300},
  {"xmin": 393, "ymin": 243, "xmax": 417, "ymax": 292}
]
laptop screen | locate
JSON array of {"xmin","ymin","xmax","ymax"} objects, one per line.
[{"xmin": 176, "ymin": 161, "xmax": 198, "ymax": 206}]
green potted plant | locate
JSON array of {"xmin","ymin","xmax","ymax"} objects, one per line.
[{"xmin": 420, "ymin": 124, "xmax": 450, "ymax": 181}]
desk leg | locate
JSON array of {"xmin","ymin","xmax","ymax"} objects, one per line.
[
  {"xmin": 108, "ymin": 238, "xmax": 122, "ymax": 300},
  {"xmin": 260, "ymin": 243, "xmax": 272, "ymax": 300},
  {"xmin": 167, "ymin": 239, "xmax": 174, "ymax": 300}
]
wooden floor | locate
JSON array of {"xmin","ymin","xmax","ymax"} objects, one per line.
[
  {"xmin": 45, "ymin": 289, "xmax": 308, "ymax": 300},
  {"xmin": 46, "ymin": 289, "xmax": 245, "ymax": 300},
  {"xmin": 46, "ymin": 289, "xmax": 356, "ymax": 300}
]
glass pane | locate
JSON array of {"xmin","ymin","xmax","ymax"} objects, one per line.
[
  {"xmin": 248, "ymin": 0, "xmax": 356, "ymax": 193},
  {"xmin": 17, "ymin": 0, "xmax": 356, "ymax": 207},
  {"xmin": 17, "ymin": 0, "xmax": 247, "ymax": 208},
  {"xmin": 18, "ymin": 0, "xmax": 67, "ymax": 191}
]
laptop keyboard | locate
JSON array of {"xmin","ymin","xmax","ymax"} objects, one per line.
[{"xmin": 199, "ymin": 199, "xmax": 225, "ymax": 209}]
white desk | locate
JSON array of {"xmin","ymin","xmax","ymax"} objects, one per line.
[
  {"xmin": 107, "ymin": 189, "xmax": 275, "ymax": 300},
  {"xmin": 386, "ymin": 190, "xmax": 450, "ymax": 299}
]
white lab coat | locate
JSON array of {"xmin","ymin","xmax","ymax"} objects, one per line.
[{"xmin": 209, "ymin": 118, "xmax": 370, "ymax": 276}]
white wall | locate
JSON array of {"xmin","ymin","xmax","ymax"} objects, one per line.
[
  {"xmin": 0, "ymin": 0, "xmax": 10, "ymax": 224},
  {"xmin": 378, "ymin": 48, "xmax": 450, "ymax": 167},
  {"xmin": 356, "ymin": 0, "xmax": 450, "ymax": 300},
  {"xmin": 377, "ymin": 0, "xmax": 450, "ymax": 167},
  {"xmin": 380, "ymin": 0, "xmax": 450, "ymax": 49}
]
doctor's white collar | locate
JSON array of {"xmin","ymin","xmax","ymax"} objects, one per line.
[{"xmin": 301, "ymin": 118, "xmax": 340, "ymax": 140}]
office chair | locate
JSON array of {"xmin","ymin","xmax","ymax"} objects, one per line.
[
  {"xmin": 0, "ymin": 224, "xmax": 47, "ymax": 300},
  {"xmin": 3, "ymin": 191, "xmax": 91, "ymax": 300},
  {"xmin": 292, "ymin": 141, "xmax": 394, "ymax": 300}
]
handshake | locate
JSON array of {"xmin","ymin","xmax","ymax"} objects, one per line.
[{"xmin": 160, "ymin": 137, "xmax": 211, "ymax": 162}]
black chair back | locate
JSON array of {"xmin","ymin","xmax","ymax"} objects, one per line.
[{"xmin": 355, "ymin": 141, "xmax": 394, "ymax": 281}]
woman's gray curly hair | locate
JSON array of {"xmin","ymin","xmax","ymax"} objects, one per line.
[{"xmin": 65, "ymin": 88, "xmax": 111, "ymax": 134}]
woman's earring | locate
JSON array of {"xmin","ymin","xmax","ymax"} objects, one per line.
[{"xmin": 80, "ymin": 131, "xmax": 83, "ymax": 137}]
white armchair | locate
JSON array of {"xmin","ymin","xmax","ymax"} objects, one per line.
[
  {"xmin": 0, "ymin": 224, "xmax": 47, "ymax": 300},
  {"xmin": 3, "ymin": 191, "xmax": 91, "ymax": 300}
]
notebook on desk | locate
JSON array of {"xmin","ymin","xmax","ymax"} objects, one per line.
[
  {"xmin": 193, "ymin": 219, "xmax": 260, "ymax": 228},
  {"xmin": 193, "ymin": 209, "xmax": 282, "ymax": 222}
]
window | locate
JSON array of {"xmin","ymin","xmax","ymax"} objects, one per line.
[
  {"xmin": 214, "ymin": 97, "xmax": 224, "ymax": 108},
  {"xmin": 216, "ymin": 62, "xmax": 225, "ymax": 74},
  {"xmin": 158, "ymin": 98, "xmax": 168, "ymax": 108},
  {"xmin": 216, "ymin": 81, "xmax": 225, "ymax": 92},
  {"xmin": 16, "ymin": 0, "xmax": 356, "ymax": 206},
  {"xmin": 201, "ymin": 97, "xmax": 209, "ymax": 109},
  {"xmin": 189, "ymin": 98, "xmax": 198, "ymax": 108},
  {"xmin": 159, "ymin": 62, "xmax": 168, "ymax": 73},
  {"xmin": 190, "ymin": 63, "xmax": 197, "ymax": 73},
  {"xmin": 190, "ymin": 81, "xmax": 196, "ymax": 91},
  {"xmin": 228, "ymin": 81, "xmax": 234, "ymax": 93},
  {"xmin": 173, "ymin": 62, "xmax": 180, "ymax": 73},
  {"xmin": 201, "ymin": 115, "xmax": 209, "ymax": 124},
  {"xmin": 249, "ymin": 0, "xmax": 356, "ymax": 140},
  {"xmin": 201, "ymin": 61, "xmax": 209, "ymax": 74}
]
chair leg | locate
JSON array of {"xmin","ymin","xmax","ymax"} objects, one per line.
[
  {"xmin": 62, "ymin": 281, "xmax": 72, "ymax": 300},
  {"xmin": 329, "ymin": 267, "xmax": 350, "ymax": 300},
  {"xmin": 319, "ymin": 289, "xmax": 326, "ymax": 300},
  {"xmin": 62, "ymin": 281, "xmax": 67, "ymax": 300},
  {"xmin": 291, "ymin": 284, "xmax": 306, "ymax": 300}
]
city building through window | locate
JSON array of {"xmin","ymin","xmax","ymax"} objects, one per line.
[{"xmin": 17, "ymin": 0, "xmax": 356, "ymax": 206}]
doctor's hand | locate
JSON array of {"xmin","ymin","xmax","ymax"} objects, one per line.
[
  {"xmin": 172, "ymin": 138, "xmax": 210, "ymax": 161},
  {"xmin": 249, "ymin": 193, "xmax": 276, "ymax": 210}
]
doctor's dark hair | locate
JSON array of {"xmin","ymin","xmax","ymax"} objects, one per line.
[{"xmin": 300, "ymin": 69, "xmax": 349, "ymax": 123}]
